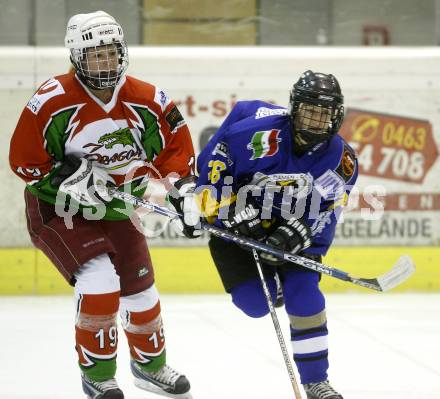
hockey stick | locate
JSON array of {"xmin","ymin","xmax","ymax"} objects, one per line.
[
  {"xmin": 109, "ymin": 188, "xmax": 415, "ymax": 292},
  {"xmin": 252, "ymin": 249, "xmax": 302, "ymax": 398}
]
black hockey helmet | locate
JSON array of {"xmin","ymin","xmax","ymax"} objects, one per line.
[{"xmin": 289, "ymin": 70, "xmax": 344, "ymax": 153}]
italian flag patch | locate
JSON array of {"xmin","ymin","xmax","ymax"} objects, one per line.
[{"xmin": 247, "ymin": 129, "xmax": 282, "ymax": 160}]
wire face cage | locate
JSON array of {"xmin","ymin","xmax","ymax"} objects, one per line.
[
  {"xmin": 295, "ymin": 103, "xmax": 334, "ymax": 134},
  {"xmin": 71, "ymin": 41, "xmax": 128, "ymax": 90}
]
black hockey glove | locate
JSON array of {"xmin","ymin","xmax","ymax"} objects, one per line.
[
  {"xmin": 168, "ymin": 175, "xmax": 202, "ymax": 239},
  {"xmin": 261, "ymin": 217, "xmax": 312, "ymax": 265},
  {"xmin": 51, "ymin": 155, "xmax": 115, "ymax": 206},
  {"xmin": 222, "ymin": 201, "xmax": 266, "ymax": 241}
]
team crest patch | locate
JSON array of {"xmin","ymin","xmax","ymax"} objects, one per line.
[
  {"xmin": 165, "ymin": 106, "xmax": 185, "ymax": 133},
  {"xmin": 341, "ymin": 150, "xmax": 355, "ymax": 176},
  {"xmin": 336, "ymin": 145, "xmax": 356, "ymax": 182},
  {"xmin": 247, "ymin": 129, "xmax": 282, "ymax": 160}
]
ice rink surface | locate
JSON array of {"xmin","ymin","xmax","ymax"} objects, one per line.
[{"xmin": 1, "ymin": 293, "xmax": 439, "ymax": 399}]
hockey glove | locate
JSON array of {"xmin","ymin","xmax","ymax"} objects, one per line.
[
  {"xmin": 222, "ymin": 201, "xmax": 266, "ymax": 241},
  {"xmin": 168, "ymin": 175, "xmax": 202, "ymax": 239},
  {"xmin": 261, "ymin": 217, "xmax": 312, "ymax": 265},
  {"xmin": 51, "ymin": 155, "xmax": 115, "ymax": 206}
]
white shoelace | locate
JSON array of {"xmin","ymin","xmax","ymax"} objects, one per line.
[
  {"xmin": 90, "ymin": 378, "xmax": 119, "ymax": 392},
  {"xmin": 306, "ymin": 381, "xmax": 339, "ymax": 398},
  {"xmin": 148, "ymin": 365, "xmax": 180, "ymax": 386}
]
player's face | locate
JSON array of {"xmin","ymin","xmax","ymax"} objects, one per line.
[
  {"xmin": 295, "ymin": 103, "xmax": 332, "ymax": 133},
  {"xmin": 83, "ymin": 44, "xmax": 119, "ymax": 78}
]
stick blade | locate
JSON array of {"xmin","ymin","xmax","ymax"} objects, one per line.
[{"xmin": 376, "ymin": 255, "xmax": 416, "ymax": 292}]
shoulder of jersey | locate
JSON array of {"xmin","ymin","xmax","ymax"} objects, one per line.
[
  {"xmin": 25, "ymin": 73, "xmax": 80, "ymax": 116},
  {"xmin": 123, "ymin": 75, "xmax": 155, "ymax": 98},
  {"xmin": 224, "ymin": 100, "xmax": 289, "ymax": 143},
  {"xmin": 123, "ymin": 75, "xmax": 173, "ymax": 113},
  {"xmin": 318, "ymin": 134, "xmax": 357, "ymax": 183}
]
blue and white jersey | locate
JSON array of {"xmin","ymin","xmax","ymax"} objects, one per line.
[{"xmin": 196, "ymin": 100, "xmax": 358, "ymax": 256}]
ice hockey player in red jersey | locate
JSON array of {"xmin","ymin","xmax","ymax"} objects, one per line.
[{"xmin": 9, "ymin": 10, "xmax": 197, "ymax": 399}]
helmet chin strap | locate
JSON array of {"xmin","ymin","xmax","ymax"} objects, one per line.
[
  {"xmin": 292, "ymin": 128, "xmax": 332, "ymax": 155},
  {"xmin": 290, "ymin": 112, "xmax": 333, "ymax": 155},
  {"xmin": 75, "ymin": 64, "xmax": 119, "ymax": 90}
]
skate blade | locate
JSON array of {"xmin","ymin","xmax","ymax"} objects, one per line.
[{"xmin": 134, "ymin": 378, "xmax": 193, "ymax": 399}]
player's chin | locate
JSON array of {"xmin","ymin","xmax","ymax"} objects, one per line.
[
  {"xmin": 308, "ymin": 127, "xmax": 326, "ymax": 134},
  {"xmin": 90, "ymin": 71, "xmax": 118, "ymax": 79}
]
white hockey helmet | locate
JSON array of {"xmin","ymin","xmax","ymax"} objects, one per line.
[{"xmin": 65, "ymin": 11, "xmax": 128, "ymax": 90}]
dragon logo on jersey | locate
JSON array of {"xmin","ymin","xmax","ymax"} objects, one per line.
[
  {"xmin": 247, "ymin": 129, "xmax": 282, "ymax": 160},
  {"xmin": 98, "ymin": 128, "xmax": 135, "ymax": 149},
  {"xmin": 82, "ymin": 127, "xmax": 143, "ymax": 167}
]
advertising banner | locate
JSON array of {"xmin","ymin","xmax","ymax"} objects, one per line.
[
  {"xmin": 2, "ymin": 48, "xmax": 440, "ymax": 247},
  {"xmin": 138, "ymin": 106, "xmax": 439, "ymax": 247}
]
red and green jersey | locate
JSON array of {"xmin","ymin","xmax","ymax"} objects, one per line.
[{"xmin": 9, "ymin": 73, "xmax": 195, "ymax": 220}]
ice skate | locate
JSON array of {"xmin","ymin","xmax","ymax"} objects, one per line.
[
  {"xmin": 304, "ymin": 380, "xmax": 343, "ymax": 399},
  {"xmin": 81, "ymin": 374, "xmax": 124, "ymax": 399},
  {"xmin": 131, "ymin": 360, "xmax": 192, "ymax": 399}
]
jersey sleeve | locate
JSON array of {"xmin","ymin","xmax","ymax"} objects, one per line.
[
  {"xmin": 9, "ymin": 107, "xmax": 53, "ymax": 184},
  {"xmin": 9, "ymin": 77, "xmax": 74, "ymax": 203},
  {"xmin": 147, "ymin": 97, "xmax": 195, "ymax": 180},
  {"xmin": 304, "ymin": 151, "xmax": 358, "ymax": 256},
  {"xmin": 196, "ymin": 129, "xmax": 237, "ymax": 218},
  {"xmin": 9, "ymin": 106, "xmax": 64, "ymax": 203}
]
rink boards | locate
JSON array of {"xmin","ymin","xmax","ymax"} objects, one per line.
[
  {"xmin": 2, "ymin": 48, "xmax": 439, "ymax": 295},
  {"xmin": 0, "ymin": 246, "xmax": 438, "ymax": 295}
]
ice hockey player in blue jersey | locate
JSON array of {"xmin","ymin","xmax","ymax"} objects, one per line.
[{"xmin": 173, "ymin": 70, "xmax": 357, "ymax": 398}]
